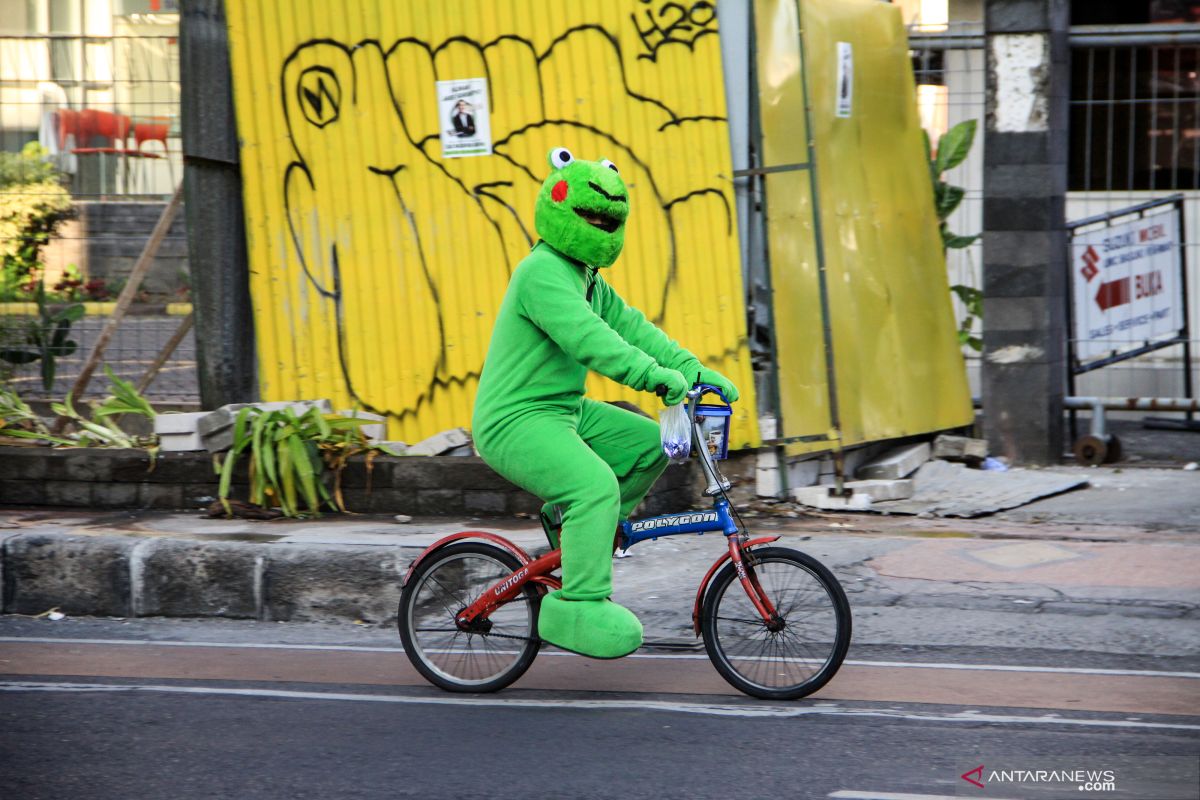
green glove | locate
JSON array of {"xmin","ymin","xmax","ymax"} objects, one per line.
[
  {"xmin": 646, "ymin": 365, "xmax": 689, "ymax": 405},
  {"xmin": 697, "ymin": 366, "xmax": 739, "ymax": 403}
]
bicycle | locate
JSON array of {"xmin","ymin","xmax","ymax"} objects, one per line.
[{"xmin": 397, "ymin": 385, "xmax": 852, "ymax": 700}]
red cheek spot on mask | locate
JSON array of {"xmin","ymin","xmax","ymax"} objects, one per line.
[{"xmin": 551, "ymin": 180, "xmax": 568, "ymax": 203}]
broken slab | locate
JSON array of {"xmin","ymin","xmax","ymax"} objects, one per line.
[
  {"xmin": 856, "ymin": 442, "xmax": 930, "ymax": 480},
  {"xmin": 791, "ymin": 485, "xmax": 874, "ymax": 511},
  {"xmin": 793, "ymin": 478, "xmax": 912, "ymax": 509},
  {"xmin": 154, "ymin": 412, "xmax": 208, "ymax": 452},
  {"xmin": 933, "ymin": 434, "xmax": 988, "ymax": 464},
  {"xmin": 871, "ymin": 460, "xmax": 1089, "ymax": 518},
  {"xmin": 408, "ymin": 427, "xmax": 472, "ymax": 457}
]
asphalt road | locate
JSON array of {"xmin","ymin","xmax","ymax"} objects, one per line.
[{"xmin": 1, "ymin": 618, "xmax": 1197, "ymax": 800}]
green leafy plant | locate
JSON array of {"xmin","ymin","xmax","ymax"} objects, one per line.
[
  {"xmin": 0, "ymin": 386, "xmax": 75, "ymax": 446},
  {"xmin": 924, "ymin": 119, "xmax": 983, "ymax": 352},
  {"xmin": 216, "ymin": 406, "xmax": 394, "ymax": 519},
  {"xmin": 0, "ymin": 367, "xmax": 156, "ymax": 450},
  {"xmin": 50, "ymin": 367, "xmax": 158, "ymax": 451},
  {"xmin": 0, "ymin": 280, "xmax": 84, "ymax": 390}
]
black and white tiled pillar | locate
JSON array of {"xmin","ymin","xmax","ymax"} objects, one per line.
[{"xmin": 981, "ymin": 0, "xmax": 1070, "ymax": 464}]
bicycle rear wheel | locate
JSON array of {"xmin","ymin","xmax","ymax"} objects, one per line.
[
  {"xmin": 398, "ymin": 542, "xmax": 541, "ymax": 693},
  {"xmin": 701, "ymin": 546, "xmax": 851, "ymax": 700}
]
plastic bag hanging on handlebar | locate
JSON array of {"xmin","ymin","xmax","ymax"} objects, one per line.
[{"xmin": 659, "ymin": 402, "xmax": 691, "ymax": 462}]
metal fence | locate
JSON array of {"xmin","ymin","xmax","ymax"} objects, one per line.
[
  {"xmin": 910, "ymin": 22, "xmax": 1200, "ymax": 424},
  {"xmin": 1, "ymin": 30, "xmax": 189, "ymax": 404}
]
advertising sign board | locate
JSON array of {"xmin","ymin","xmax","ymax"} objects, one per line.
[{"xmin": 1069, "ymin": 203, "xmax": 1185, "ymax": 365}]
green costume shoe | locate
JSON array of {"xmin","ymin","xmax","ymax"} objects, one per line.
[{"xmin": 538, "ymin": 590, "xmax": 643, "ymax": 659}]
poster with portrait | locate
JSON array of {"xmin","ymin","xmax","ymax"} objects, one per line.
[{"xmin": 437, "ymin": 78, "xmax": 492, "ymax": 158}]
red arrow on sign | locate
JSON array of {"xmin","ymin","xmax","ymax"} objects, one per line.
[{"xmin": 1095, "ymin": 278, "xmax": 1130, "ymax": 312}]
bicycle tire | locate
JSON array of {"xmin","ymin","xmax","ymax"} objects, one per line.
[
  {"xmin": 701, "ymin": 546, "xmax": 851, "ymax": 700},
  {"xmin": 398, "ymin": 542, "xmax": 541, "ymax": 693}
]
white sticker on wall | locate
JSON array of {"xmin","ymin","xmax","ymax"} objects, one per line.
[
  {"xmin": 437, "ymin": 78, "xmax": 492, "ymax": 158},
  {"xmin": 835, "ymin": 42, "xmax": 853, "ymax": 118}
]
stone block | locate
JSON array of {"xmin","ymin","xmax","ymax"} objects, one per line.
[
  {"xmin": 60, "ymin": 452, "xmax": 113, "ymax": 482},
  {"xmin": 417, "ymin": 488, "xmax": 464, "ymax": 515},
  {"xmin": 109, "ymin": 450, "xmax": 162, "ymax": 481},
  {"xmin": 407, "ymin": 427, "xmax": 471, "ymax": 457},
  {"xmin": 3, "ymin": 533, "xmax": 133, "ymax": 616},
  {"xmin": 335, "ymin": 409, "xmax": 386, "ymax": 441},
  {"xmin": 981, "ymin": 229, "xmax": 1060, "ymax": 269},
  {"xmin": 262, "ymin": 545, "xmax": 409, "ymax": 623},
  {"xmin": 92, "ymin": 481, "xmax": 139, "ymax": 508},
  {"xmin": 856, "ymin": 442, "xmax": 931, "ymax": 480},
  {"xmin": 463, "ymin": 490, "xmax": 508, "ymax": 515},
  {"xmin": 982, "ymin": 131, "xmax": 1050, "ymax": 166},
  {"xmin": 982, "ymin": 195, "xmax": 1063, "ymax": 233},
  {"xmin": 137, "ymin": 482, "xmax": 185, "ymax": 509},
  {"xmin": 847, "ymin": 479, "xmax": 914, "ymax": 501},
  {"xmin": 0, "ymin": 448, "xmax": 48, "ymax": 480},
  {"xmin": 986, "ymin": 0, "xmax": 1051, "ymax": 33},
  {"xmin": 984, "ymin": 295, "xmax": 1053, "ymax": 332},
  {"xmin": 160, "ymin": 431, "xmax": 206, "ymax": 452},
  {"xmin": 136, "ymin": 540, "xmax": 259, "ymax": 618},
  {"xmin": 154, "ymin": 412, "xmax": 208, "ymax": 436},
  {"xmin": 933, "ymin": 435, "xmax": 989, "ymax": 463},
  {"xmin": 0, "ymin": 480, "xmax": 46, "ymax": 505},
  {"xmin": 43, "ymin": 481, "xmax": 93, "ymax": 506},
  {"xmin": 791, "ymin": 486, "xmax": 873, "ymax": 511}
]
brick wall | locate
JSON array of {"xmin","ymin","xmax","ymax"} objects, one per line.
[{"xmin": 0, "ymin": 447, "xmax": 698, "ymax": 518}]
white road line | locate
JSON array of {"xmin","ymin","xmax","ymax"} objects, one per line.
[
  {"xmin": 1, "ymin": 680, "xmax": 1198, "ymax": 731},
  {"xmin": 829, "ymin": 792, "xmax": 1021, "ymax": 800},
  {"xmin": 1, "ymin": 636, "xmax": 1197, "ymax": 679}
]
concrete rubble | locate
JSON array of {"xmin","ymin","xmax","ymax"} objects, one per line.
[{"xmin": 856, "ymin": 441, "xmax": 931, "ymax": 480}]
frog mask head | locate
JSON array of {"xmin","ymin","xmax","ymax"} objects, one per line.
[{"xmin": 534, "ymin": 147, "xmax": 628, "ymax": 268}]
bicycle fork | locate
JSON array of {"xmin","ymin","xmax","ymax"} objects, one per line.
[{"xmin": 727, "ymin": 538, "xmax": 784, "ymax": 631}]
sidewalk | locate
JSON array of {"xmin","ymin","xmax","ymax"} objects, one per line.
[{"xmin": 2, "ymin": 465, "xmax": 1197, "ymax": 657}]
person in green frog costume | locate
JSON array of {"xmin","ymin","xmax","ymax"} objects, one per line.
[{"xmin": 472, "ymin": 147, "xmax": 739, "ymax": 659}]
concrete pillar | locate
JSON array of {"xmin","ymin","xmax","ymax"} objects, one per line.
[
  {"xmin": 179, "ymin": 0, "xmax": 257, "ymax": 407},
  {"xmin": 981, "ymin": 0, "xmax": 1069, "ymax": 464}
]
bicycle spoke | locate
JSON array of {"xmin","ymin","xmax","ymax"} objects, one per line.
[
  {"xmin": 402, "ymin": 547, "xmax": 539, "ymax": 690},
  {"xmin": 706, "ymin": 552, "xmax": 847, "ymax": 697}
]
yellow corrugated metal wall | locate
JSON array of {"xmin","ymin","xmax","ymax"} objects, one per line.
[
  {"xmin": 756, "ymin": 0, "xmax": 973, "ymax": 455},
  {"xmin": 224, "ymin": 1, "xmax": 758, "ymax": 447}
]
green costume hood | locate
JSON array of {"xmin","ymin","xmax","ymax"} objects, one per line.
[{"xmin": 534, "ymin": 147, "xmax": 628, "ymax": 268}]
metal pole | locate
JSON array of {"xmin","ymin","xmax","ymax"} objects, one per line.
[{"xmin": 794, "ymin": 0, "xmax": 846, "ymax": 491}]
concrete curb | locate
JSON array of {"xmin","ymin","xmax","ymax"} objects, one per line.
[
  {"xmin": 1, "ymin": 532, "xmax": 421, "ymax": 625},
  {"xmin": 3, "ymin": 529, "xmax": 1194, "ymax": 626}
]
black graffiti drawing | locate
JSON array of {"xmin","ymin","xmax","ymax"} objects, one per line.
[
  {"xmin": 280, "ymin": 22, "xmax": 736, "ymax": 426},
  {"xmin": 631, "ymin": 0, "xmax": 718, "ymax": 62}
]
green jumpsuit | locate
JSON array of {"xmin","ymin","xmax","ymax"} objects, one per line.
[{"xmin": 472, "ymin": 149, "xmax": 738, "ymax": 659}]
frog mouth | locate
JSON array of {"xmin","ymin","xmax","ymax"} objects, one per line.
[{"xmin": 573, "ymin": 207, "xmax": 624, "ymax": 233}]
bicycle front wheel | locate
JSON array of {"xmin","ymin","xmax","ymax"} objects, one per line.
[
  {"xmin": 701, "ymin": 546, "xmax": 851, "ymax": 700},
  {"xmin": 398, "ymin": 542, "xmax": 541, "ymax": 693}
]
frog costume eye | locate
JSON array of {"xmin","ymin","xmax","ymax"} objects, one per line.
[
  {"xmin": 550, "ymin": 147, "xmax": 574, "ymax": 169},
  {"xmin": 599, "ymin": 159, "xmax": 618, "ymax": 173}
]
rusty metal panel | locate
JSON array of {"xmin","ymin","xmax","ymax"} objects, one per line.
[{"xmin": 224, "ymin": 1, "xmax": 758, "ymax": 447}]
